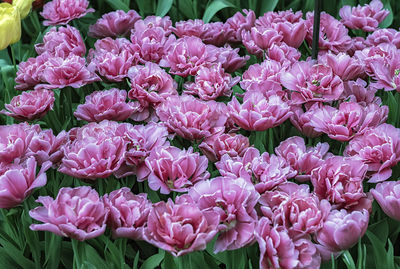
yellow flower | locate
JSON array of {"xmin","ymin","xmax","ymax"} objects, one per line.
[
  {"xmin": 0, "ymin": 3, "xmax": 21, "ymax": 51},
  {"xmin": 13, "ymin": 0, "xmax": 34, "ymax": 19}
]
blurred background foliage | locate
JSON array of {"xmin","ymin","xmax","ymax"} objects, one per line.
[{"xmin": 0, "ymin": 0, "xmax": 400, "ymax": 268}]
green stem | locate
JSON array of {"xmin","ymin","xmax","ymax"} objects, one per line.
[
  {"xmin": 71, "ymin": 239, "xmax": 82, "ymax": 269},
  {"xmin": 268, "ymin": 128, "xmax": 274, "ymax": 154},
  {"xmin": 10, "ymin": 44, "xmax": 17, "ymax": 73}
]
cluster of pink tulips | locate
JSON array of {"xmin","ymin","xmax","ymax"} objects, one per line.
[{"xmin": 2, "ymin": 0, "xmax": 400, "ymax": 268}]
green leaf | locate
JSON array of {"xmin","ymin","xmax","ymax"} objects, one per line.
[
  {"xmin": 105, "ymin": 0, "xmax": 130, "ymax": 12},
  {"xmin": 133, "ymin": 251, "xmax": 140, "ymax": 269},
  {"xmin": 366, "ymin": 230, "xmax": 391, "ymax": 269},
  {"xmin": 0, "ymin": 237, "xmax": 36, "ymax": 269},
  {"xmin": 140, "ymin": 251, "xmax": 165, "ymax": 269},
  {"xmin": 380, "ymin": 0, "xmax": 393, "ymax": 28},
  {"xmin": 162, "ymin": 252, "xmax": 177, "ymax": 269},
  {"xmin": 202, "ymin": 0, "xmax": 236, "ymax": 23},
  {"xmin": 342, "ymin": 251, "xmax": 356, "ymax": 269},
  {"xmin": 260, "ymin": 0, "xmax": 278, "ymax": 14},
  {"xmin": 369, "ymin": 219, "xmax": 389, "ymax": 244},
  {"xmin": 156, "ymin": 0, "xmax": 173, "ymax": 17}
]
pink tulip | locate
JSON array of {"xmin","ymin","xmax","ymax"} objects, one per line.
[
  {"xmin": 15, "ymin": 54, "xmax": 49, "ymax": 91},
  {"xmin": 281, "ymin": 61, "xmax": 344, "ymax": 104},
  {"xmin": 1, "ymin": 89, "xmax": 54, "ymax": 121},
  {"xmin": 35, "ymin": 26, "xmax": 86, "ymax": 58},
  {"xmin": 311, "ymin": 156, "xmax": 367, "ymax": 209},
  {"xmin": 89, "ymin": 10, "xmax": 141, "ymax": 38},
  {"xmin": 275, "ymin": 136, "xmax": 331, "ymax": 182},
  {"xmin": 74, "ymin": 88, "xmax": 137, "ymax": 122},
  {"xmin": 240, "ymin": 60, "xmax": 283, "ymax": 94},
  {"xmin": 242, "ymin": 26, "xmax": 283, "ymax": 58},
  {"xmin": 320, "ymin": 52, "xmax": 364, "ymax": 81},
  {"xmin": 0, "ymin": 123, "xmax": 35, "ymax": 163},
  {"xmin": 159, "ymin": 36, "xmax": 218, "ymax": 77},
  {"xmin": 213, "ymin": 45, "xmax": 249, "ymax": 73},
  {"xmin": 341, "ymin": 79, "xmax": 378, "ymax": 106},
  {"xmin": 30, "ymin": 186, "xmax": 108, "ymax": 241},
  {"xmin": 371, "ymin": 181, "xmax": 400, "ymax": 221},
  {"xmin": 144, "ymin": 195, "xmax": 219, "ymax": 257},
  {"xmin": 103, "ymin": 187, "xmax": 151, "ymax": 240},
  {"xmin": 58, "ymin": 121, "xmax": 127, "ymax": 180},
  {"xmin": 260, "ymin": 182, "xmax": 331, "ymax": 236},
  {"xmin": 26, "ymin": 128, "xmax": 67, "ymax": 165},
  {"xmin": 138, "ymin": 16, "xmax": 172, "ymax": 34},
  {"xmin": 266, "ymin": 43, "xmax": 301, "ymax": 68},
  {"xmin": 36, "ymin": 55, "xmax": 100, "ymax": 90},
  {"xmin": 130, "ymin": 20, "xmax": 176, "ymax": 64},
  {"xmin": 365, "ymin": 29, "xmax": 400, "ymax": 48},
  {"xmin": 41, "ymin": 0, "xmax": 94, "ymax": 26},
  {"xmin": 369, "ymin": 53, "xmax": 400, "ymax": 91},
  {"xmin": 114, "ymin": 122, "xmax": 169, "ymax": 179},
  {"xmin": 339, "ymin": 0, "xmax": 389, "ymax": 32},
  {"xmin": 199, "ymin": 132, "xmax": 250, "ymax": 162},
  {"xmin": 256, "ymin": 10, "xmax": 307, "ymax": 48},
  {"xmin": 344, "ymin": 124, "xmax": 400, "ymax": 182},
  {"xmin": 87, "ymin": 38, "xmax": 139, "ymax": 82},
  {"xmin": 145, "ymin": 146, "xmax": 209, "ymax": 194},
  {"xmin": 356, "ymin": 43, "xmax": 397, "ymax": 77},
  {"xmin": 189, "ymin": 177, "xmax": 259, "ymax": 253},
  {"xmin": 172, "ymin": 19, "xmax": 204, "ymax": 38},
  {"xmin": 156, "ymin": 95, "xmax": 227, "ymax": 141},
  {"xmin": 305, "ymin": 12, "xmax": 352, "ymax": 54},
  {"xmin": 228, "ymin": 91, "xmax": 291, "ymax": 131},
  {"xmin": 0, "ymin": 157, "xmax": 51, "ymax": 208},
  {"xmin": 127, "ymin": 62, "xmax": 178, "ymax": 107},
  {"xmin": 316, "ymin": 209, "xmax": 369, "ymax": 260},
  {"xmin": 290, "ymin": 104, "xmax": 323, "ymax": 138},
  {"xmin": 224, "ymin": 9, "xmax": 255, "ymax": 43},
  {"xmin": 184, "ymin": 64, "xmax": 239, "ymax": 100}
]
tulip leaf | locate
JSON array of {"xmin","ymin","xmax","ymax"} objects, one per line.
[
  {"xmin": 342, "ymin": 251, "xmax": 356, "ymax": 269},
  {"xmin": 105, "ymin": 0, "xmax": 130, "ymax": 12},
  {"xmin": 260, "ymin": 0, "xmax": 278, "ymax": 14},
  {"xmin": 203, "ymin": 0, "xmax": 236, "ymax": 23},
  {"xmin": 140, "ymin": 251, "xmax": 165, "ymax": 269},
  {"xmin": 379, "ymin": 0, "xmax": 393, "ymax": 28},
  {"xmin": 156, "ymin": 0, "xmax": 173, "ymax": 17},
  {"xmin": 366, "ymin": 231, "xmax": 391, "ymax": 269}
]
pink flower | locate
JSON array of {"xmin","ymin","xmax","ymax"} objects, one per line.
[
  {"xmin": 15, "ymin": 54, "xmax": 49, "ymax": 91},
  {"xmin": 319, "ymin": 52, "xmax": 364, "ymax": 81},
  {"xmin": 0, "ymin": 157, "xmax": 51, "ymax": 209},
  {"xmin": 200, "ymin": 22, "xmax": 230, "ymax": 46},
  {"xmin": 0, "ymin": 123, "xmax": 35, "ymax": 163},
  {"xmin": 309, "ymin": 102, "xmax": 364, "ymax": 141},
  {"xmin": 189, "ymin": 177, "xmax": 259, "ymax": 253},
  {"xmin": 305, "ymin": 12, "xmax": 352, "ymax": 53},
  {"xmin": 265, "ymin": 43, "xmax": 301, "ymax": 68},
  {"xmin": 172, "ymin": 19, "xmax": 204, "ymax": 38},
  {"xmin": 199, "ymin": 133, "xmax": 250, "ymax": 162},
  {"xmin": 87, "ymin": 38, "xmax": 139, "ymax": 82},
  {"xmin": 213, "ymin": 45, "xmax": 249, "ymax": 73},
  {"xmin": 224, "ymin": 9, "xmax": 256, "ymax": 43},
  {"xmin": 316, "ymin": 209, "xmax": 369, "ymax": 260},
  {"xmin": 311, "ymin": 156, "xmax": 367, "ymax": 209},
  {"xmin": 88, "ymin": 10, "xmax": 141, "ymax": 38},
  {"xmin": 160, "ymin": 36, "xmax": 218, "ymax": 77},
  {"xmin": 356, "ymin": 43, "xmax": 398, "ymax": 77},
  {"xmin": 26, "ymin": 128, "xmax": 67, "ymax": 165},
  {"xmin": 256, "ymin": 10, "xmax": 307, "ymax": 48},
  {"xmin": 138, "ymin": 16, "xmax": 172, "ymax": 34},
  {"xmin": 365, "ymin": 29, "xmax": 400, "ymax": 48},
  {"xmin": 74, "ymin": 88, "xmax": 137, "ymax": 122},
  {"xmin": 281, "ymin": 61, "xmax": 344, "ymax": 104},
  {"xmin": 144, "ymin": 195, "xmax": 218, "ymax": 257},
  {"xmin": 344, "ymin": 124, "xmax": 400, "ymax": 182},
  {"xmin": 29, "ymin": 186, "xmax": 108, "ymax": 241},
  {"xmin": 114, "ymin": 122, "xmax": 169, "ymax": 180},
  {"xmin": 369, "ymin": 53, "xmax": 400, "ymax": 91},
  {"xmin": 35, "ymin": 26, "xmax": 85, "ymax": 58},
  {"xmin": 156, "ymin": 95, "xmax": 227, "ymax": 141},
  {"xmin": 371, "ymin": 181, "xmax": 400, "ymax": 221},
  {"xmin": 184, "ymin": 64, "xmax": 239, "ymax": 100},
  {"xmin": 242, "ymin": 26, "xmax": 283, "ymax": 57},
  {"xmin": 58, "ymin": 121, "xmax": 127, "ymax": 180},
  {"xmin": 103, "ymin": 188, "xmax": 151, "ymax": 239},
  {"xmin": 130, "ymin": 20, "xmax": 176, "ymax": 64},
  {"xmin": 228, "ymin": 91, "xmax": 292, "ymax": 131},
  {"xmin": 240, "ymin": 60, "xmax": 283, "ymax": 94},
  {"xmin": 41, "ymin": 0, "xmax": 94, "ymax": 26},
  {"xmin": 1, "ymin": 89, "xmax": 54, "ymax": 121},
  {"xmin": 255, "ymin": 217, "xmax": 299, "ymax": 269},
  {"xmin": 260, "ymin": 182, "xmax": 331, "ymax": 235},
  {"xmin": 275, "ymin": 136, "xmax": 331, "ymax": 182},
  {"xmin": 145, "ymin": 146, "xmax": 209, "ymax": 194},
  {"xmin": 339, "ymin": 0, "xmax": 389, "ymax": 32},
  {"xmin": 341, "ymin": 79, "xmax": 378, "ymax": 106},
  {"xmin": 290, "ymin": 104, "xmax": 323, "ymax": 138},
  {"xmin": 127, "ymin": 62, "xmax": 177, "ymax": 107},
  {"xmin": 37, "ymin": 55, "xmax": 99, "ymax": 90}
]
